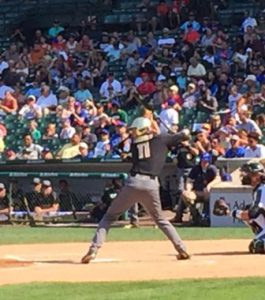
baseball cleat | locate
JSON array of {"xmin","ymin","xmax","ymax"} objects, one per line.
[
  {"xmin": 176, "ymin": 250, "xmax": 191, "ymax": 260},
  {"xmin": 81, "ymin": 248, "xmax": 97, "ymax": 264}
]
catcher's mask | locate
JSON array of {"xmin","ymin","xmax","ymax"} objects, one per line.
[{"xmin": 240, "ymin": 162, "xmax": 265, "ymax": 185}]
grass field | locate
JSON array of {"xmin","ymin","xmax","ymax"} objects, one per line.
[
  {"xmin": 0, "ymin": 226, "xmax": 252, "ymax": 245},
  {"xmin": 0, "ymin": 278, "xmax": 264, "ymax": 300},
  {"xmin": 0, "ymin": 226, "xmax": 258, "ymax": 299}
]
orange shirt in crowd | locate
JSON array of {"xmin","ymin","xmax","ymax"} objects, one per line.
[{"xmin": 30, "ymin": 47, "xmax": 45, "ymax": 65}]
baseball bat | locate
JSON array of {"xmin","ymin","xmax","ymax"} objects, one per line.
[
  {"xmin": 8, "ymin": 182, "xmax": 14, "ymax": 224},
  {"xmin": 23, "ymin": 196, "xmax": 36, "ymax": 227}
]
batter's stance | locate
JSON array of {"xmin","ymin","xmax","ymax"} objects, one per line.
[{"xmin": 81, "ymin": 117, "xmax": 190, "ymax": 263}]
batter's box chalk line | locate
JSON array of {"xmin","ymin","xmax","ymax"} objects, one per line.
[
  {"xmin": 3, "ymin": 255, "xmax": 27, "ymax": 262},
  {"xmin": 92, "ymin": 258, "xmax": 122, "ymax": 263}
]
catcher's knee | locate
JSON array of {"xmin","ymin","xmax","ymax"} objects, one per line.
[{"xmin": 249, "ymin": 239, "xmax": 265, "ymax": 254}]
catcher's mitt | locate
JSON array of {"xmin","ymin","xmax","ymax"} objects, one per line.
[{"xmin": 213, "ymin": 198, "xmax": 230, "ymax": 216}]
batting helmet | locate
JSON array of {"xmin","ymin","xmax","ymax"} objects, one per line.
[{"xmin": 129, "ymin": 117, "xmax": 151, "ymax": 131}]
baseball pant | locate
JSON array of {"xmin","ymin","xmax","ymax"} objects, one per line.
[{"xmin": 90, "ymin": 175, "xmax": 187, "ymax": 253}]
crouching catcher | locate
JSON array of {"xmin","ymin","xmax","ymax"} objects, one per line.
[{"xmin": 213, "ymin": 162, "xmax": 265, "ymax": 254}]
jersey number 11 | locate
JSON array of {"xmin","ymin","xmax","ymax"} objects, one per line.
[{"xmin": 137, "ymin": 142, "xmax": 151, "ymax": 159}]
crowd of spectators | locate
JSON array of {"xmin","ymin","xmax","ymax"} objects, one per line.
[{"xmin": 0, "ymin": 0, "xmax": 263, "ymax": 163}]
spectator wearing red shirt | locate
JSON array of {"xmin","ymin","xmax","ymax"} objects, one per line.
[
  {"xmin": 183, "ymin": 24, "xmax": 200, "ymax": 44},
  {"xmin": 137, "ymin": 72, "xmax": 156, "ymax": 96}
]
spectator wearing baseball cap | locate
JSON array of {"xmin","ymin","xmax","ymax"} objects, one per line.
[
  {"xmin": 58, "ymin": 86, "xmax": 70, "ymax": 106},
  {"xmin": 225, "ymin": 135, "xmax": 246, "ymax": 158},
  {"xmin": 168, "ymin": 85, "xmax": 183, "ymax": 106},
  {"xmin": 93, "ymin": 129, "xmax": 110, "ymax": 158},
  {"xmin": 182, "ymin": 83, "xmax": 198, "ymax": 109},
  {"xmin": 171, "ymin": 152, "xmax": 219, "ymax": 225},
  {"xmin": 74, "ymin": 142, "xmax": 91, "ymax": 160},
  {"xmin": 110, "ymin": 121, "xmax": 131, "ymax": 159},
  {"xmin": 159, "ymin": 98, "xmax": 180, "ymax": 134},
  {"xmin": 110, "ymin": 99, "xmax": 128, "ymax": 123},
  {"xmin": 48, "ymin": 19, "xmax": 64, "ymax": 38},
  {"xmin": 41, "ymin": 147, "xmax": 54, "ymax": 160},
  {"xmin": 18, "ymin": 95, "xmax": 42, "ymax": 120}
]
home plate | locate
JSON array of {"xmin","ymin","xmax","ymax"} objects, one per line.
[{"xmin": 92, "ymin": 258, "xmax": 122, "ymax": 263}]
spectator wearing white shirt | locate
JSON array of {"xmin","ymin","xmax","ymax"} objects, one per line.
[
  {"xmin": 99, "ymin": 73, "xmax": 122, "ymax": 99},
  {"xmin": 244, "ymin": 132, "xmax": 265, "ymax": 158},
  {"xmin": 187, "ymin": 57, "xmax": 206, "ymax": 78},
  {"xmin": 158, "ymin": 28, "xmax": 175, "ymax": 47},
  {"xmin": 19, "ymin": 95, "xmax": 42, "ymax": 120},
  {"xmin": 60, "ymin": 119, "xmax": 76, "ymax": 139},
  {"xmin": 93, "ymin": 129, "xmax": 110, "ymax": 158},
  {"xmin": 159, "ymin": 99, "xmax": 180, "ymax": 134},
  {"xmin": 36, "ymin": 85, "xmax": 58, "ymax": 112},
  {"xmin": 228, "ymin": 85, "xmax": 242, "ymax": 116},
  {"xmin": 182, "ymin": 83, "xmax": 198, "ymax": 108},
  {"xmin": 241, "ymin": 12, "xmax": 257, "ymax": 32},
  {"xmin": 18, "ymin": 134, "xmax": 43, "ymax": 160},
  {"xmin": 237, "ymin": 110, "xmax": 262, "ymax": 137}
]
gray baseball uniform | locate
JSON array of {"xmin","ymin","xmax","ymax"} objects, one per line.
[{"xmin": 89, "ymin": 132, "xmax": 188, "ymax": 254}]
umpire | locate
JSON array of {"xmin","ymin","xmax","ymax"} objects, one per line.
[{"xmin": 81, "ymin": 117, "xmax": 191, "ymax": 263}]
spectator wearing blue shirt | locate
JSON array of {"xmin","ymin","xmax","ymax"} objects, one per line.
[
  {"xmin": 225, "ymin": 135, "xmax": 245, "ymax": 158},
  {"xmin": 69, "ymin": 102, "xmax": 89, "ymax": 127},
  {"xmin": 74, "ymin": 80, "xmax": 93, "ymax": 103},
  {"xmin": 25, "ymin": 81, "xmax": 41, "ymax": 98},
  {"xmin": 180, "ymin": 12, "xmax": 201, "ymax": 32}
]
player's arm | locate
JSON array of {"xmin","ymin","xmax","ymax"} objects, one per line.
[
  {"xmin": 165, "ymin": 130, "xmax": 190, "ymax": 148},
  {"xmin": 0, "ymin": 207, "xmax": 10, "ymax": 214},
  {"xmin": 233, "ymin": 187, "xmax": 265, "ymax": 221},
  {"xmin": 41, "ymin": 203, "xmax": 59, "ymax": 212}
]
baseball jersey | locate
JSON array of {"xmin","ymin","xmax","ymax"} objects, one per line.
[
  {"xmin": 130, "ymin": 132, "xmax": 185, "ymax": 176},
  {"xmin": 32, "ymin": 192, "xmax": 59, "ymax": 209},
  {"xmin": 249, "ymin": 183, "xmax": 265, "ymax": 233},
  {"xmin": 0, "ymin": 196, "xmax": 9, "ymax": 211}
]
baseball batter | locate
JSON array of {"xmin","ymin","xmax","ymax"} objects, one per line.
[{"xmin": 81, "ymin": 117, "xmax": 190, "ymax": 263}]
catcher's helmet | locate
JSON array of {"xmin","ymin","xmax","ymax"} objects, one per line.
[{"xmin": 240, "ymin": 162, "xmax": 264, "ymax": 174}]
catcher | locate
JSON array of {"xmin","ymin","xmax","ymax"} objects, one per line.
[{"xmin": 213, "ymin": 162, "xmax": 265, "ymax": 254}]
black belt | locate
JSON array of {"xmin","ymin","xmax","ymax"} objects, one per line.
[{"xmin": 130, "ymin": 172, "xmax": 157, "ymax": 180}]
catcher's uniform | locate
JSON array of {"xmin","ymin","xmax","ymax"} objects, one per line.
[{"xmin": 247, "ymin": 183, "xmax": 265, "ymax": 240}]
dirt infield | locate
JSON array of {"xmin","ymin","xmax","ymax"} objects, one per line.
[{"xmin": 0, "ymin": 240, "xmax": 265, "ymax": 285}]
